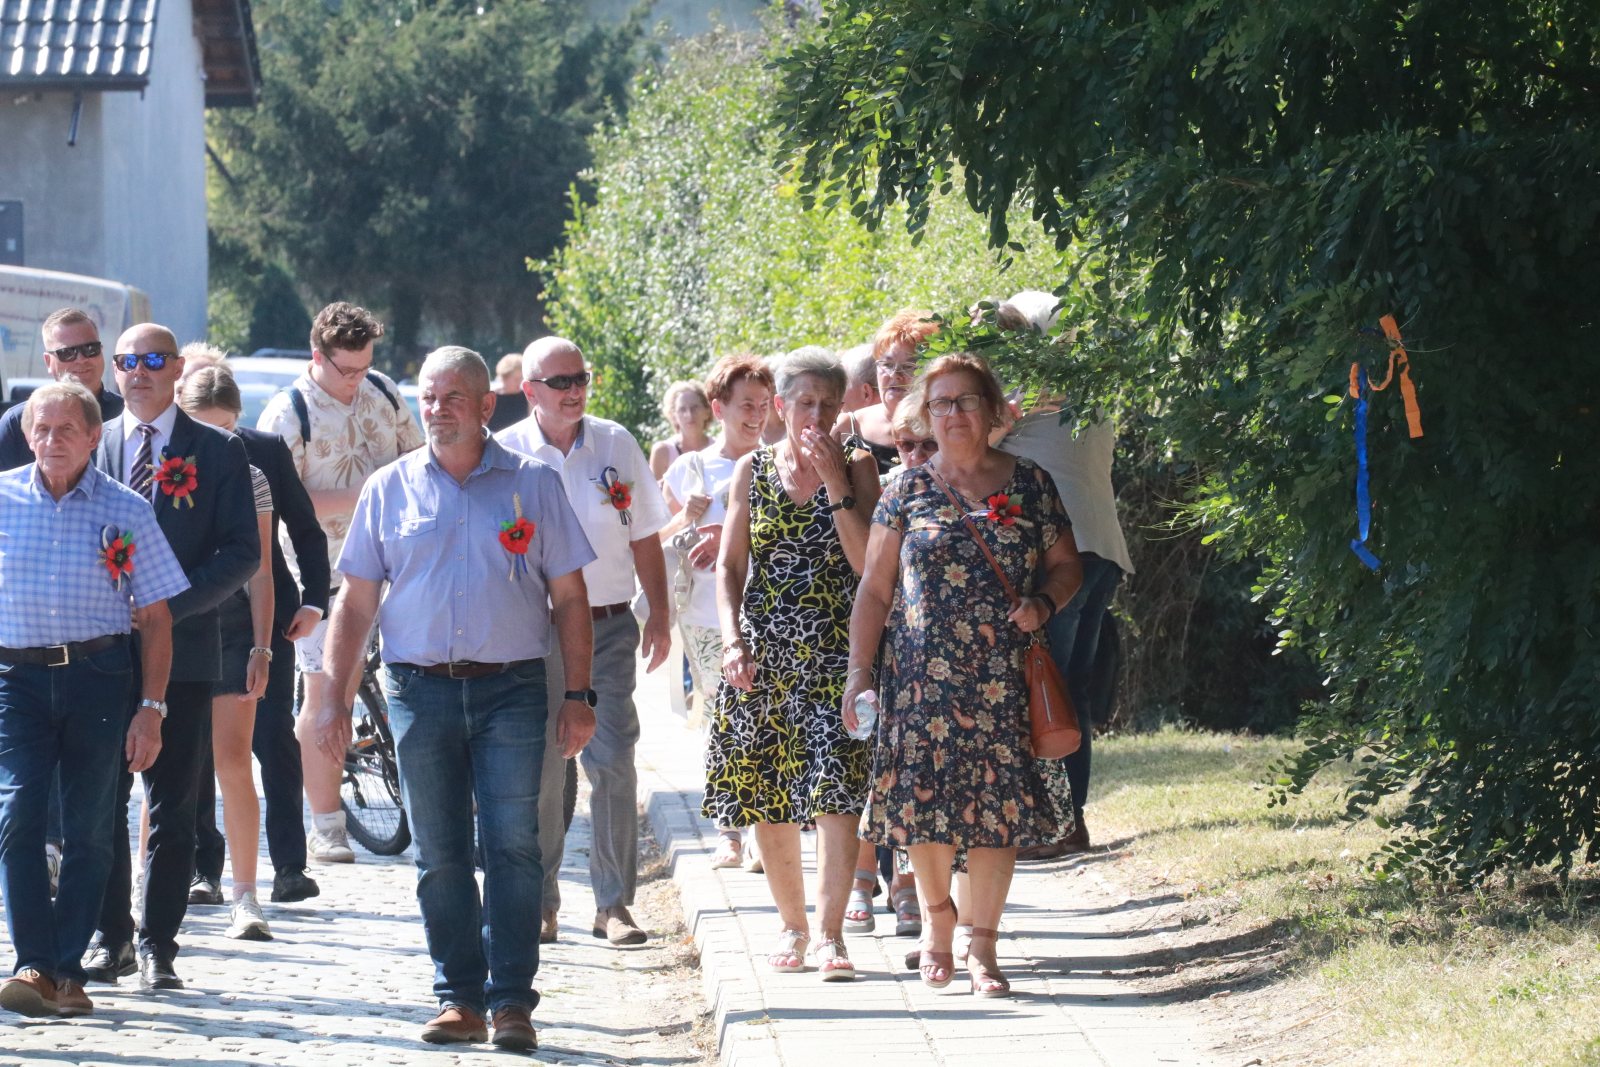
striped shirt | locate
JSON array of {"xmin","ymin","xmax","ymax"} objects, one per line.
[
  {"xmin": 250, "ymin": 465, "xmax": 273, "ymax": 514},
  {"xmin": 0, "ymin": 463, "xmax": 190, "ymax": 647}
]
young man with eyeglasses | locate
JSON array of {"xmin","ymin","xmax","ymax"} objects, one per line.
[
  {"xmin": 256, "ymin": 303, "xmax": 423, "ymax": 866},
  {"xmin": 84, "ymin": 324, "xmax": 260, "ymax": 991},
  {"xmin": 0, "ymin": 308, "xmax": 124, "ymax": 471}
]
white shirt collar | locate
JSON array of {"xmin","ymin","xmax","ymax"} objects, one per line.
[{"xmin": 122, "ymin": 402, "xmax": 179, "ymax": 441}]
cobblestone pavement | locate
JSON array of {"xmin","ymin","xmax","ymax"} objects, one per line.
[{"xmin": 0, "ymin": 776, "xmax": 711, "ymax": 1066}]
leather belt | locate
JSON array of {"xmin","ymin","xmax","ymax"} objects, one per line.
[
  {"xmin": 0, "ymin": 634, "xmax": 125, "ymax": 668},
  {"xmin": 591, "ymin": 602, "xmax": 631, "ymax": 621},
  {"xmin": 390, "ymin": 659, "xmax": 531, "ymax": 680}
]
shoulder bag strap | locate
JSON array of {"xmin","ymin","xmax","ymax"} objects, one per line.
[{"xmin": 929, "ymin": 466, "xmax": 1020, "ymax": 609}]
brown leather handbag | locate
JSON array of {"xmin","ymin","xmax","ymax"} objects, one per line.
[{"xmin": 931, "ymin": 471, "xmax": 1082, "ymax": 760}]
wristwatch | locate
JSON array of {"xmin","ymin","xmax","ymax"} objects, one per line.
[
  {"xmin": 564, "ymin": 689, "xmax": 599, "ymax": 708},
  {"xmin": 822, "ymin": 495, "xmax": 856, "ymax": 514},
  {"xmin": 138, "ymin": 698, "xmax": 168, "ymax": 719}
]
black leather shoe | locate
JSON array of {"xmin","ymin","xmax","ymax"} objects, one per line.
[
  {"xmin": 83, "ymin": 941, "xmax": 136, "ymax": 983},
  {"xmin": 188, "ymin": 876, "xmax": 223, "ymax": 906},
  {"xmin": 138, "ymin": 953, "xmax": 183, "ymax": 991},
  {"xmin": 271, "ymin": 869, "xmax": 321, "ymax": 903}
]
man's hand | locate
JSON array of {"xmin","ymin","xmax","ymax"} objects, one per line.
[
  {"xmin": 688, "ymin": 523, "xmax": 723, "ymax": 570},
  {"xmin": 125, "ymin": 707, "xmax": 164, "ymax": 773},
  {"xmin": 308, "ymin": 701, "xmax": 353, "ymax": 767},
  {"xmin": 639, "ymin": 610, "xmax": 671, "ymax": 673},
  {"xmin": 555, "ymin": 699, "xmax": 596, "ymax": 758},
  {"xmin": 284, "ymin": 605, "xmax": 323, "ymax": 642}
]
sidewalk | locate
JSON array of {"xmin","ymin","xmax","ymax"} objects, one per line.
[{"xmin": 632, "ymin": 661, "xmax": 1228, "ymax": 1067}]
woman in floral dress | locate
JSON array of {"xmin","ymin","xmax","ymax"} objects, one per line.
[{"xmin": 842, "ymin": 353, "xmax": 1082, "ymax": 997}]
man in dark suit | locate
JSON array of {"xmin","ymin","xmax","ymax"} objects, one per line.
[
  {"xmin": 191, "ymin": 422, "xmax": 331, "ymax": 905},
  {"xmin": 82, "ymin": 324, "xmax": 259, "ymax": 991}
]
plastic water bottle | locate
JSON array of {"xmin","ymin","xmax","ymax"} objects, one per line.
[{"xmin": 848, "ymin": 690, "xmax": 879, "ymax": 741}]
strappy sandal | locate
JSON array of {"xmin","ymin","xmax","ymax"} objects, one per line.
[
  {"xmin": 711, "ymin": 831, "xmax": 742, "ymax": 869},
  {"xmin": 891, "ymin": 884, "xmax": 922, "ymax": 938},
  {"xmin": 768, "ymin": 928, "xmax": 810, "ymax": 973},
  {"xmin": 917, "ymin": 897, "xmax": 957, "ymax": 989},
  {"xmin": 844, "ymin": 868, "xmax": 877, "ymax": 932},
  {"xmin": 966, "ymin": 928, "xmax": 1011, "ymax": 998},
  {"xmin": 814, "ymin": 937, "xmax": 856, "ymax": 982},
  {"xmin": 954, "ymin": 924, "xmax": 974, "ymax": 963}
]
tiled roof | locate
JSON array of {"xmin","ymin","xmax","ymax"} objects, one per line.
[
  {"xmin": 0, "ymin": 0, "xmax": 258, "ymax": 106},
  {"xmin": 1, "ymin": 0, "xmax": 157, "ymax": 89}
]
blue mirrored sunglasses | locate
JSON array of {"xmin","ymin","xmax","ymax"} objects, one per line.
[{"xmin": 114, "ymin": 351, "xmax": 173, "ymax": 372}]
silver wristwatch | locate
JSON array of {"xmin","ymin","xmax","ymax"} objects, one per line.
[{"xmin": 138, "ymin": 698, "xmax": 168, "ymax": 719}]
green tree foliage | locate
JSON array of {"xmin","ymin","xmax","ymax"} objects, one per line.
[
  {"xmin": 776, "ymin": 1, "xmax": 1600, "ymax": 878},
  {"xmin": 207, "ymin": 230, "xmax": 311, "ymax": 356},
  {"xmin": 209, "ymin": 0, "xmax": 645, "ymax": 364}
]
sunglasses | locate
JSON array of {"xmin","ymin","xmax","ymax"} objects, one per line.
[
  {"xmin": 527, "ymin": 371, "xmax": 591, "ymax": 391},
  {"xmin": 46, "ymin": 341, "xmax": 103, "ymax": 363},
  {"xmin": 895, "ymin": 438, "xmax": 938, "ymax": 454},
  {"xmin": 114, "ymin": 351, "xmax": 174, "ymax": 372},
  {"xmin": 927, "ymin": 393, "xmax": 983, "ymax": 417}
]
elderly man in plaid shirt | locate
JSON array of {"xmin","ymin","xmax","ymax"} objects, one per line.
[{"xmin": 0, "ymin": 381, "xmax": 189, "ymax": 1020}]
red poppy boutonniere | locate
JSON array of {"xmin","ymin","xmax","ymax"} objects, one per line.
[
  {"xmin": 98, "ymin": 524, "xmax": 135, "ymax": 591},
  {"xmin": 499, "ymin": 492, "xmax": 537, "ymax": 581},
  {"xmin": 984, "ymin": 493, "xmax": 1022, "ymax": 525},
  {"xmin": 599, "ymin": 466, "xmax": 632, "ymax": 526},
  {"xmin": 154, "ymin": 453, "xmax": 198, "ymax": 508}
]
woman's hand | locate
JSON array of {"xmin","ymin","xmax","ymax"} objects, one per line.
[
  {"xmin": 841, "ymin": 669, "xmax": 872, "ymax": 734},
  {"xmin": 1008, "ymin": 595, "xmax": 1051, "ymax": 634},
  {"xmin": 682, "ymin": 491, "xmax": 711, "ymax": 526},
  {"xmin": 689, "ymin": 523, "xmax": 723, "ymax": 569},
  {"xmin": 242, "ymin": 648, "xmax": 270, "ymax": 702},
  {"xmin": 801, "ymin": 428, "xmax": 849, "ymax": 495},
  {"xmin": 722, "ymin": 638, "xmax": 756, "ymax": 690}
]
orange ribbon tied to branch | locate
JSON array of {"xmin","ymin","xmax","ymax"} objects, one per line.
[
  {"xmin": 1347, "ymin": 315, "xmax": 1423, "ymax": 439},
  {"xmin": 1346, "ymin": 315, "xmax": 1423, "ymax": 571}
]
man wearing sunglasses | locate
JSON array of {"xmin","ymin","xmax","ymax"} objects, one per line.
[
  {"xmin": 496, "ymin": 337, "xmax": 671, "ymax": 948},
  {"xmin": 256, "ymin": 302, "xmax": 423, "ymax": 867},
  {"xmin": 83, "ymin": 323, "xmax": 260, "ymax": 992},
  {"xmin": 0, "ymin": 308, "xmax": 124, "ymax": 472}
]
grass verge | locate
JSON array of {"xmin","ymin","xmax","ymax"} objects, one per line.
[{"xmin": 1089, "ymin": 728, "xmax": 1600, "ymax": 1067}]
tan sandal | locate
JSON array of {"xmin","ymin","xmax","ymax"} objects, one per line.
[
  {"xmin": 966, "ymin": 927, "xmax": 1011, "ymax": 998},
  {"xmin": 711, "ymin": 831, "xmax": 742, "ymax": 869},
  {"xmin": 768, "ymin": 928, "xmax": 809, "ymax": 973},
  {"xmin": 918, "ymin": 897, "xmax": 957, "ymax": 988}
]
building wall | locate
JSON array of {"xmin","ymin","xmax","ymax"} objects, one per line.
[
  {"xmin": 98, "ymin": 0, "xmax": 209, "ymax": 345},
  {"xmin": 0, "ymin": 92, "xmax": 110, "ymax": 279}
]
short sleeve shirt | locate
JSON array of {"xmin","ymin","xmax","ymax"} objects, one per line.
[
  {"xmin": 336, "ymin": 438, "xmax": 597, "ymax": 665},
  {"xmin": 256, "ymin": 370, "xmax": 425, "ymax": 586},
  {"xmin": 0, "ymin": 463, "xmax": 190, "ymax": 646},
  {"xmin": 495, "ymin": 414, "xmax": 669, "ymax": 605},
  {"xmin": 661, "ymin": 442, "xmax": 738, "ymax": 629}
]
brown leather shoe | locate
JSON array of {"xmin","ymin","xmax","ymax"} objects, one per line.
[
  {"xmin": 55, "ymin": 979, "xmax": 92, "ymax": 1017},
  {"xmin": 0, "ymin": 968, "xmax": 59, "ymax": 1017},
  {"xmin": 420, "ymin": 1003, "xmax": 488, "ymax": 1044},
  {"xmin": 540, "ymin": 909, "xmax": 558, "ymax": 944},
  {"xmin": 492, "ymin": 1005, "xmax": 538, "ymax": 1050},
  {"xmin": 592, "ymin": 905, "xmax": 648, "ymax": 946},
  {"xmin": 1016, "ymin": 840, "xmax": 1070, "ymax": 862}
]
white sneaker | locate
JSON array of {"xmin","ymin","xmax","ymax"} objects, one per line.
[
  {"xmin": 308, "ymin": 824, "xmax": 356, "ymax": 863},
  {"xmin": 225, "ymin": 892, "xmax": 273, "ymax": 941}
]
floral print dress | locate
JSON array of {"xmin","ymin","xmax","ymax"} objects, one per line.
[{"xmin": 862, "ymin": 457, "xmax": 1075, "ymax": 850}]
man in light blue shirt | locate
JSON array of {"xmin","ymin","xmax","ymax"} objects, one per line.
[
  {"xmin": 0, "ymin": 381, "xmax": 189, "ymax": 1020},
  {"xmin": 307, "ymin": 346, "xmax": 596, "ymax": 1052}
]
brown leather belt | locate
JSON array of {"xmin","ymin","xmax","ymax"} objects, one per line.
[
  {"xmin": 390, "ymin": 659, "xmax": 532, "ymax": 680},
  {"xmin": 591, "ymin": 602, "xmax": 631, "ymax": 621},
  {"xmin": 0, "ymin": 634, "xmax": 125, "ymax": 667}
]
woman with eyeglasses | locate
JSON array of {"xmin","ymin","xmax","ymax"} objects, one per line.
[
  {"xmin": 649, "ymin": 380, "xmax": 714, "ymax": 482},
  {"xmin": 835, "ymin": 309, "xmax": 937, "ymax": 477},
  {"xmin": 842, "ymin": 353, "xmax": 1082, "ymax": 998}
]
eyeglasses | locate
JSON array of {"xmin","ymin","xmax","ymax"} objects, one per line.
[
  {"xmin": 114, "ymin": 352, "xmax": 174, "ymax": 372},
  {"xmin": 46, "ymin": 341, "xmax": 103, "ymax": 363},
  {"xmin": 321, "ymin": 351, "xmax": 372, "ymax": 380},
  {"xmin": 927, "ymin": 393, "xmax": 984, "ymax": 417},
  {"xmin": 876, "ymin": 360, "xmax": 917, "ymax": 379},
  {"xmin": 527, "ymin": 371, "xmax": 591, "ymax": 391}
]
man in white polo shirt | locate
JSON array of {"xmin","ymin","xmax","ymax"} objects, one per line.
[{"xmin": 497, "ymin": 337, "xmax": 670, "ymax": 947}]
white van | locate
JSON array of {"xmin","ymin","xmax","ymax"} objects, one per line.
[{"xmin": 0, "ymin": 265, "xmax": 150, "ymax": 400}]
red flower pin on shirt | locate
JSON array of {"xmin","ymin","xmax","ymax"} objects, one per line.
[
  {"xmin": 985, "ymin": 493, "xmax": 1022, "ymax": 526},
  {"xmin": 599, "ymin": 466, "xmax": 632, "ymax": 526},
  {"xmin": 500, "ymin": 492, "xmax": 536, "ymax": 581},
  {"xmin": 154, "ymin": 453, "xmax": 198, "ymax": 508},
  {"xmin": 98, "ymin": 524, "xmax": 135, "ymax": 591}
]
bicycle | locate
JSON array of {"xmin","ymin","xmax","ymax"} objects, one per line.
[{"xmin": 339, "ymin": 650, "xmax": 411, "ymax": 856}]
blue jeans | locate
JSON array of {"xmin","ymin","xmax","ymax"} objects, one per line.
[
  {"xmin": 383, "ymin": 659, "xmax": 547, "ymax": 1015},
  {"xmin": 1045, "ymin": 555, "xmax": 1123, "ymax": 816},
  {"xmin": 0, "ymin": 638, "xmax": 133, "ymax": 982}
]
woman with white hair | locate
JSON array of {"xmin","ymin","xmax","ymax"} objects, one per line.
[{"xmin": 709, "ymin": 347, "xmax": 879, "ymax": 980}]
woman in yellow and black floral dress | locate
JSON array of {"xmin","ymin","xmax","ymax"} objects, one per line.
[{"xmin": 708, "ymin": 348, "xmax": 880, "ymax": 982}]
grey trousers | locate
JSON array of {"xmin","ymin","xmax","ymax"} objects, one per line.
[{"xmin": 539, "ymin": 610, "xmax": 643, "ymax": 912}]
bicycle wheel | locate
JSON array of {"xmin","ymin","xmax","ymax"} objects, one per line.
[{"xmin": 340, "ymin": 681, "xmax": 411, "ymax": 855}]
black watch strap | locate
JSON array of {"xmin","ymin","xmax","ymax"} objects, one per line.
[
  {"xmin": 564, "ymin": 688, "xmax": 598, "ymax": 708},
  {"xmin": 822, "ymin": 495, "xmax": 856, "ymax": 514}
]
